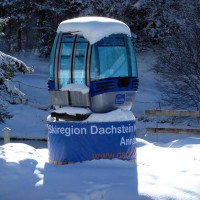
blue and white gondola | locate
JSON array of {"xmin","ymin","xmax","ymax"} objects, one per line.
[{"xmin": 48, "ymin": 17, "xmax": 139, "ymax": 113}]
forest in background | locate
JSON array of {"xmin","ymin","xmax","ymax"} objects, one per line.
[
  {"xmin": 1, "ymin": 0, "xmax": 197, "ymax": 56},
  {"xmin": 0, "ymin": 0, "xmax": 200, "ymax": 120}
]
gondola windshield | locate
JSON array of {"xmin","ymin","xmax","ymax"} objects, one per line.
[{"xmin": 90, "ymin": 34, "xmax": 137, "ymax": 81}]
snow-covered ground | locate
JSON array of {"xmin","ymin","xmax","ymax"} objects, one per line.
[
  {"xmin": 0, "ymin": 138, "xmax": 200, "ymax": 200},
  {"xmin": 0, "ymin": 50, "xmax": 200, "ymax": 200}
]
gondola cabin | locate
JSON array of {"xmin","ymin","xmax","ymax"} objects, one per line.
[{"xmin": 48, "ymin": 17, "xmax": 138, "ymax": 113}]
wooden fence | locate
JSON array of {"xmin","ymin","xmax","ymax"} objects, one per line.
[{"xmin": 145, "ymin": 109, "xmax": 200, "ymax": 135}]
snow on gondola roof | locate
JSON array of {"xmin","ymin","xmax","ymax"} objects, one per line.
[{"xmin": 57, "ymin": 16, "xmax": 131, "ymax": 44}]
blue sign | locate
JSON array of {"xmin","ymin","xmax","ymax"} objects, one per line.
[
  {"xmin": 47, "ymin": 120, "xmax": 136, "ymax": 163},
  {"xmin": 115, "ymin": 94, "xmax": 126, "ymax": 105}
]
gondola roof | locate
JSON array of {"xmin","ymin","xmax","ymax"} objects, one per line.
[{"xmin": 57, "ymin": 16, "xmax": 131, "ymax": 44}]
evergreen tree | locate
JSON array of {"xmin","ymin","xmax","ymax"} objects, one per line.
[{"xmin": 0, "ymin": 17, "xmax": 33, "ymax": 122}]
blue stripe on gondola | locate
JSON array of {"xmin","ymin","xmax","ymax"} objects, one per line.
[
  {"xmin": 90, "ymin": 77, "xmax": 139, "ymax": 97},
  {"xmin": 48, "ymin": 80, "xmax": 56, "ymax": 90}
]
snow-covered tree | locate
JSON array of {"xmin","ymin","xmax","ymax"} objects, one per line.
[
  {"xmin": 0, "ymin": 0, "xmax": 84, "ymax": 56},
  {"xmin": 0, "ymin": 0, "xmax": 38, "ymax": 51},
  {"xmin": 35, "ymin": 0, "xmax": 83, "ymax": 56},
  {"xmin": 0, "ymin": 50, "xmax": 34, "ymax": 122},
  {"xmin": 0, "ymin": 17, "xmax": 9, "ymax": 38},
  {"xmin": 154, "ymin": 0, "xmax": 200, "ymax": 110},
  {"xmin": 0, "ymin": 18, "xmax": 34, "ymax": 122}
]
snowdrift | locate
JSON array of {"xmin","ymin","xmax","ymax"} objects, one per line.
[{"xmin": 0, "ymin": 137, "xmax": 200, "ymax": 200}]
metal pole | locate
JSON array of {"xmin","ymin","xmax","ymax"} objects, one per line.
[{"xmin": 3, "ymin": 127, "xmax": 11, "ymax": 144}]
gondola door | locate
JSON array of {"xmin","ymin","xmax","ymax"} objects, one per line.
[
  {"xmin": 58, "ymin": 34, "xmax": 74, "ymax": 89},
  {"xmin": 73, "ymin": 36, "xmax": 89, "ymax": 84}
]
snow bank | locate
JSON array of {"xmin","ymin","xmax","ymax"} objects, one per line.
[
  {"xmin": 57, "ymin": 16, "xmax": 131, "ymax": 44},
  {"xmin": 0, "ymin": 137, "xmax": 200, "ymax": 200}
]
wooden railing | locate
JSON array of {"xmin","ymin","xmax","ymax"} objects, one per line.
[{"xmin": 145, "ymin": 109, "xmax": 200, "ymax": 135}]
